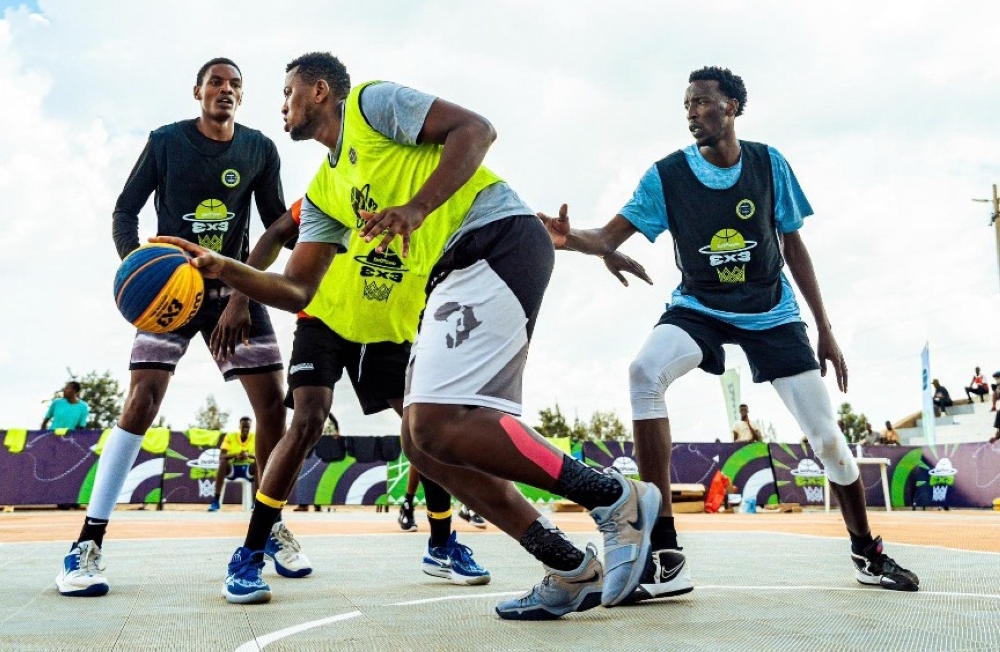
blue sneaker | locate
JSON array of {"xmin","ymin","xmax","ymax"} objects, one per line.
[
  {"xmin": 495, "ymin": 542, "xmax": 603, "ymax": 620},
  {"xmin": 223, "ymin": 547, "xmax": 271, "ymax": 604},
  {"xmin": 264, "ymin": 521, "xmax": 313, "ymax": 578},
  {"xmin": 590, "ymin": 469, "xmax": 661, "ymax": 607},
  {"xmin": 55, "ymin": 540, "xmax": 109, "ymax": 597},
  {"xmin": 207, "ymin": 499, "xmax": 220, "ymax": 512},
  {"xmin": 422, "ymin": 531, "xmax": 491, "ymax": 585}
]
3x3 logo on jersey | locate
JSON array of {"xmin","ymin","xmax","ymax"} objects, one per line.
[{"xmin": 183, "ymin": 198, "xmax": 236, "ymax": 251}]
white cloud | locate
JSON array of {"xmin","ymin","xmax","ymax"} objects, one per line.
[{"xmin": 1, "ymin": 0, "xmax": 998, "ymax": 442}]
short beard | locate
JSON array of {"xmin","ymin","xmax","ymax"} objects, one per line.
[{"xmin": 288, "ymin": 106, "xmax": 317, "ymax": 141}]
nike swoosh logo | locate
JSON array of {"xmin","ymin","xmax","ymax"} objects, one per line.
[
  {"xmin": 628, "ymin": 506, "xmax": 643, "ymax": 531},
  {"xmin": 568, "ymin": 570, "xmax": 600, "ymax": 584},
  {"xmin": 85, "ymin": 519, "xmax": 105, "ymax": 526}
]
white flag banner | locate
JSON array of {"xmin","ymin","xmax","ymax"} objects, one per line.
[
  {"xmin": 921, "ymin": 343, "xmax": 936, "ymax": 446},
  {"xmin": 720, "ymin": 368, "xmax": 741, "ymax": 429}
]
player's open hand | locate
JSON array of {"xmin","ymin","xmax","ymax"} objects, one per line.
[
  {"xmin": 150, "ymin": 236, "xmax": 227, "ymax": 278},
  {"xmin": 817, "ymin": 329, "xmax": 848, "ymax": 393},
  {"xmin": 537, "ymin": 204, "xmax": 571, "ymax": 249},
  {"xmin": 209, "ymin": 293, "xmax": 250, "ymax": 361},
  {"xmin": 602, "ymin": 250, "xmax": 653, "ymax": 287},
  {"xmin": 358, "ymin": 205, "xmax": 425, "ymax": 257}
]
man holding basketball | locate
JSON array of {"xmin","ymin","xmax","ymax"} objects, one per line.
[
  {"xmin": 56, "ymin": 58, "xmax": 311, "ymax": 597},
  {"xmin": 158, "ymin": 52, "xmax": 661, "ymax": 618},
  {"xmin": 538, "ymin": 65, "xmax": 919, "ymax": 597},
  {"xmin": 209, "ymin": 197, "xmax": 491, "ymax": 604}
]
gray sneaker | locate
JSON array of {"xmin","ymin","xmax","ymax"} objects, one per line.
[
  {"xmin": 589, "ymin": 470, "xmax": 662, "ymax": 607},
  {"xmin": 495, "ymin": 543, "xmax": 604, "ymax": 620}
]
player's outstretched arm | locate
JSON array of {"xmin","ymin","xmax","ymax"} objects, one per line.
[
  {"xmin": 150, "ymin": 235, "xmax": 334, "ymax": 314},
  {"xmin": 211, "ymin": 210, "xmax": 300, "ymax": 360},
  {"xmin": 537, "ymin": 205, "xmax": 650, "ymax": 287},
  {"xmin": 359, "ymin": 97, "xmax": 496, "ymax": 256},
  {"xmin": 782, "ymin": 230, "xmax": 848, "ymax": 392}
]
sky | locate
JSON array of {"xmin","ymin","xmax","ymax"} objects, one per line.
[{"xmin": 1, "ymin": 0, "xmax": 998, "ymax": 441}]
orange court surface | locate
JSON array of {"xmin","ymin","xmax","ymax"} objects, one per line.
[{"xmin": 4, "ymin": 504, "xmax": 999, "ymax": 551}]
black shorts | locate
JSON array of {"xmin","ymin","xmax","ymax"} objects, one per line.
[
  {"xmin": 656, "ymin": 306, "xmax": 819, "ymax": 383},
  {"xmin": 286, "ymin": 318, "xmax": 410, "ymax": 415}
]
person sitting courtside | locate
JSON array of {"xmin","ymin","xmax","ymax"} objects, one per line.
[{"xmin": 209, "ymin": 417, "xmax": 256, "ymax": 512}]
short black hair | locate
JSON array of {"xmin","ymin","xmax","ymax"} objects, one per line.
[
  {"xmin": 67, "ymin": 381, "xmax": 81, "ymax": 393},
  {"xmin": 286, "ymin": 52, "xmax": 351, "ymax": 99},
  {"xmin": 739, "ymin": 403, "xmax": 748, "ymax": 409},
  {"xmin": 196, "ymin": 57, "xmax": 241, "ymax": 86},
  {"xmin": 689, "ymin": 66, "xmax": 747, "ymax": 117},
  {"xmin": 239, "ymin": 416, "xmax": 252, "ymax": 423}
]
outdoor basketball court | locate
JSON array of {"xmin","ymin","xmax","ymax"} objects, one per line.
[{"xmin": 2, "ymin": 508, "xmax": 999, "ymax": 651}]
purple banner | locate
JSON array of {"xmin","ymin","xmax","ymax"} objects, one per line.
[
  {"xmin": 5, "ymin": 430, "xmax": 1000, "ymax": 509},
  {"xmin": 0, "ymin": 430, "xmax": 161, "ymax": 505}
]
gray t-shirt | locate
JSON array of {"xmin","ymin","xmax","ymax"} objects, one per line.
[{"xmin": 298, "ymin": 81, "xmax": 532, "ymax": 249}]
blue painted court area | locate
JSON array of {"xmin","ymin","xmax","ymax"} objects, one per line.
[{"xmin": 3, "ymin": 520, "xmax": 999, "ymax": 651}]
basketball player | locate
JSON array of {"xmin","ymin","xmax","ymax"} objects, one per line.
[
  {"xmin": 157, "ymin": 51, "xmax": 661, "ymax": 619},
  {"xmin": 207, "ymin": 198, "xmax": 490, "ymax": 604},
  {"xmin": 538, "ymin": 66, "xmax": 919, "ymax": 597},
  {"xmin": 55, "ymin": 58, "xmax": 311, "ymax": 597}
]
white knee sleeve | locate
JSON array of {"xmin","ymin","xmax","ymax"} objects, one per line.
[
  {"xmin": 629, "ymin": 324, "xmax": 702, "ymax": 420},
  {"xmin": 86, "ymin": 425, "xmax": 144, "ymax": 520},
  {"xmin": 772, "ymin": 370, "xmax": 859, "ymax": 485}
]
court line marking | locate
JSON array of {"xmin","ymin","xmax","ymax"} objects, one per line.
[
  {"xmin": 233, "ymin": 581, "xmax": 1000, "ymax": 651},
  {"xmin": 696, "ymin": 585, "xmax": 1000, "ymax": 599},
  {"xmin": 233, "ymin": 610, "xmax": 362, "ymax": 652},
  {"xmin": 391, "ymin": 591, "xmax": 522, "ymax": 606}
]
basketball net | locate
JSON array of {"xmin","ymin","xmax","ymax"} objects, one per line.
[
  {"xmin": 932, "ymin": 485, "xmax": 948, "ymax": 502},
  {"xmin": 802, "ymin": 485, "xmax": 824, "ymax": 503},
  {"xmin": 198, "ymin": 478, "xmax": 216, "ymax": 498}
]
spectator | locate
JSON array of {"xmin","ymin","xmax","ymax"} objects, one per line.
[
  {"xmin": 208, "ymin": 417, "xmax": 256, "ymax": 512},
  {"xmin": 990, "ymin": 410, "xmax": 1000, "ymax": 445},
  {"xmin": 932, "ymin": 379, "xmax": 953, "ymax": 416},
  {"xmin": 732, "ymin": 404, "xmax": 763, "ymax": 443},
  {"xmin": 41, "ymin": 382, "xmax": 90, "ymax": 430},
  {"xmin": 881, "ymin": 421, "xmax": 901, "ymax": 446},
  {"xmin": 861, "ymin": 422, "xmax": 879, "ymax": 445},
  {"xmin": 965, "ymin": 366, "xmax": 989, "ymax": 403},
  {"xmin": 990, "ymin": 371, "xmax": 1000, "ymax": 412}
]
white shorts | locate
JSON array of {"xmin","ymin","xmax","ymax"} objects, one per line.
[{"xmin": 403, "ymin": 216, "xmax": 553, "ymax": 415}]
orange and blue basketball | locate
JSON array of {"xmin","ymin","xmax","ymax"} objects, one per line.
[{"xmin": 113, "ymin": 243, "xmax": 204, "ymax": 333}]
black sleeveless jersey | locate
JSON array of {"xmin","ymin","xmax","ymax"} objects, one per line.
[
  {"xmin": 656, "ymin": 141, "xmax": 783, "ymax": 314},
  {"xmin": 112, "ymin": 120, "xmax": 285, "ymax": 266}
]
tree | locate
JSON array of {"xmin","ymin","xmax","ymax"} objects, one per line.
[
  {"xmin": 535, "ymin": 405, "xmax": 632, "ymax": 443},
  {"xmin": 536, "ymin": 404, "xmax": 572, "ymax": 439},
  {"xmin": 67, "ymin": 368, "xmax": 124, "ymax": 430},
  {"xmin": 193, "ymin": 395, "xmax": 230, "ymax": 431},
  {"xmin": 837, "ymin": 402, "xmax": 870, "ymax": 444},
  {"xmin": 588, "ymin": 410, "xmax": 630, "ymax": 442}
]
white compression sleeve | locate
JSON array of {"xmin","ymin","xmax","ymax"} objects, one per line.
[
  {"xmin": 772, "ymin": 370, "xmax": 859, "ymax": 485},
  {"xmin": 629, "ymin": 324, "xmax": 703, "ymax": 420},
  {"xmin": 85, "ymin": 425, "xmax": 144, "ymax": 520}
]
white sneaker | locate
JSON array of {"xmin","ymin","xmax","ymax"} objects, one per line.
[
  {"xmin": 56, "ymin": 540, "xmax": 109, "ymax": 597},
  {"xmin": 264, "ymin": 521, "xmax": 313, "ymax": 578}
]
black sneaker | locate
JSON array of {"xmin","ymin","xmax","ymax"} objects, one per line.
[
  {"xmin": 458, "ymin": 504, "xmax": 487, "ymax": 529},
  {"xmin": 851, "ymin": 536, "xmax": 919, "ymax": 591},
  {"xmin": 398, "ymin": 500, "xmax": 418, "ymax": 532},
  {"xmin": 623, "ymin": 549, "xmax": 694, "ymax": 604}
]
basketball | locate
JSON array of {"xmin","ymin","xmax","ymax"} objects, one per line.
[{"xmin": 113, "ymin": 243, "xmax": 204, "ymax": 333}]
